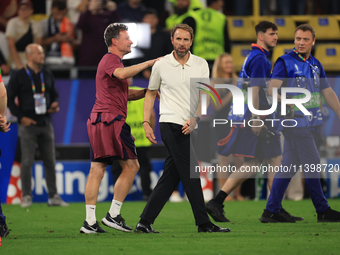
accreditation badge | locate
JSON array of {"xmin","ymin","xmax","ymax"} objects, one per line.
[
  {"xmin": 295, "ymin": 75, "xmax": 307, "ymax": 88},
  {"xmin": 34, "ymin": 93, "xmax": 47, "ymax": 115},
  {"xmin": 311, "ymin": 65, "xmax": 320, "ymax": 88}
]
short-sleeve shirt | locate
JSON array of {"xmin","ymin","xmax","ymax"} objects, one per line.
[
  {"xmin": 6, "ymin": 17, "xmax": 42, "ymax": 42},
  {"xmin": 91, "ymin": 53, "xmax": 129, "ymax": 117},
  {"xmin": 6, "ymin": 17, "xmax": 42, "ymax": 68},
  {"xmin": 272, "ymin": 55, "xmax": 330, "ymax": 91},
  {"xmin": 148, "ymin": 51, "xmax": 209, "ymax": 126}
]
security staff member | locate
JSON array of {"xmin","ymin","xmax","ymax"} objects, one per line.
[
  {"xmin": 261, "ymin": 24, "xmax": 340, "ymax": 223},
  {"xmin": 183, "ymin": 0, "xmax": 231, "ymax": 69}
]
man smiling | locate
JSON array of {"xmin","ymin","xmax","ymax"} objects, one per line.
[{"xmin": 80, "ymin": 23, "xmax": 160, "ymax": 234}]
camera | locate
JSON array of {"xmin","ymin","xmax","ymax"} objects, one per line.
[
  {"xmin": 259, "ymin": 128, "xmax": 275, "ymax": 144},
  {"xmin": 242, "ymin": 80, "xmax": 250, "ymax": 90}
]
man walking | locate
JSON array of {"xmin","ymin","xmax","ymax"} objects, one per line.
[
  {"xmin": 80, "ymin": 23, "xmax": 160, "ymax": 234},
  {"xmin": 260, "ymin": 24, "xmax": 340, "ymax": 223},
  {"xmin": 135, "ymin": 24, "xmax": 230, "ymax": 233}
]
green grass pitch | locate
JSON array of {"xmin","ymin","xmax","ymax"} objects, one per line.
[{"xmin": 2, "ymin": 199, "xmax": 340, "ymax": 255}]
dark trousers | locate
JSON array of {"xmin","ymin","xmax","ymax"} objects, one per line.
[
  {"xmin": 19, "ymin": 123, "xmax": 57, "ymax": 198},
  {"xmin": 140, "ymin": 123, "xmax": 210, "ymax": 226},
  {"xmin": 267, "ymin": 128, "xmax": 329, "ymax": 214},
  {"xmin": 137, "ymin": 147, "xmax": 152, "ymax": 196}
]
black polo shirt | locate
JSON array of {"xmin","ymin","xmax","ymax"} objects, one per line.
[{"xmin": 7, "ymin": 66, "xmax": 59, "ymax": 126}]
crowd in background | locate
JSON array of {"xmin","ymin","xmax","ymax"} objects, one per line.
[
  {"xmin": 0, "ymin": 0, "xmax": 337, "ymax": 204},
  {"xmin": 0, "ymin": 0, "xmax": 339, "ymax": 77}
]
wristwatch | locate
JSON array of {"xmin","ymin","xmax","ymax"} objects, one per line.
[{"xmin": 193, "ymin": 115, "xmax": 201, "ymax": 123}]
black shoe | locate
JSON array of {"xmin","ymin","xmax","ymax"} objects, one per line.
[
  {"xmin": 281, "ymin": 208, "xmax": 304, "ymax": 221},
  {"xmin": 80, "ymin": 221, "xmax": 108, "ymax": 234},
  {"xmin": 317, "ymin": 208, "xmax": 340, "ymax": 222},
  {"xmin": 198, "ymin": 223, "xmax": 231, "ymax": 233},
  {"xmin": 260, "ymin": 209, "xmax": 296, "ymax": 223},
  {"xmin": 0, "ymin": 223, "xmax": 9, "ymax": 237},
  {"xmin": 205, "ymin": 200, "xmax": 230, "ymax": 222},
  {"xmin": 134, "ymin": 223, "xmax": 160, "ymax": 234},
  {"xmin": 101, "ymin": 213, "xmax": 132, "ymax": 232}
]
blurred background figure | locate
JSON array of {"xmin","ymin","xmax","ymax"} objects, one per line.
[
  {"xmin": 167, "ymin": 0, "xmax": 203, "ymax": 11},
  {"xmin": 41, "ymin": 0, "xmax": 75, "ymax": 66},
  {"xmin": 318, "ymin": 0, "xmax": 340, "ymax": 14},
  {"xmin": 166, "ymin": 0, "xmax": 198, "ymax": 30},
  {"xmin": 67, "ymin": 0, "xmax": 88, "ymax": 26},
  {"xmin": 0, "ymin": 0, "xmax": 20, "ymax": 33},
  {"xmin": 76, "ymin": 0, "xmax": 120, "ymax": 70},
  {"xmin": 117, "ymin": 0, "xmax": 146, "ymax": 22},
  {"xmin": 183, "ymin": 0, "xmax": 231, "ymax": 72},
  {"xmin": 276, "ymin": 0, "xmax": 306, "ymax": 15},
  {"xmin": 211, "ymin": 53, "xmax": 245, "ymax": 201},
  {"xmin": 6, "ymin": 0, "xmax": 42, "ymax": 70},
  {"xmin": 140, "ymin": 9, "xmax": 172, "ymax": 79}
]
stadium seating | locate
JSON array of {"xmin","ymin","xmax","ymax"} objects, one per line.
[
  {"xmin": 273, "ymin": 16, "xmax": 296, "ymax": 40},
  {"xmin": 308, "ymin": 16, "xmax": 340, "ymax": 40},
  {"xmin": 226, "ymin": 17, "xmax": 256, "ymax": 41},
  {"xmin": 231, "ymin": 45, "xmax": 252, "ymax": 72},
  {"xmin": 314, "ymin": 44, "xmax": 340, "ymax": 71},
  {"xmin": 271, "ymin": 44, "xmax": 295, "ymax": 64}
]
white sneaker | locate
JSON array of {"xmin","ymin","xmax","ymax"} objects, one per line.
[
  {"xmin": 48, "ymin": 194, "xmax": 69, "ymax": 207},
  {"xmin": 21, "ymin": 195, "xmax": 32, "ymax": 208}
]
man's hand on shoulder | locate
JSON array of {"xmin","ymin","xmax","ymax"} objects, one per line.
[{"xmin": 148, "ymin": 56, "xmax": 164, "ymax": 67}]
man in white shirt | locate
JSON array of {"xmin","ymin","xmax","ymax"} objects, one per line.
[{"xmin": 134, "ymin": 24, "xmax": 230, "ymax": 233}]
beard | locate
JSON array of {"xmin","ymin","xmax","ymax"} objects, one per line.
[
  {"xmin": 175, "ymin": 47, "xmax": 189, "ymax": 57},
  {"xmin": 265, "ymin": 41, "xmax": 276, "ymax": 51}
]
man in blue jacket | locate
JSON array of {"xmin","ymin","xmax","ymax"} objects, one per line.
[
  {"xmin": 261, "ymin": 24, "xmax": 340, "ymax": 223},
  {"xmin": 206, "ymin": 21, "xmax": 302, "ymax": 222}
]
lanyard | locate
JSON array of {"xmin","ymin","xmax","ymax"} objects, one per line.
[
  {"xmin": 26, "ymin": 67, "xmax": 45, "ymax": 94},
  {"xmin": 293, "ymin": 48, "xmax": 320, "ymax": 87},
  {"xmin": 293, "ymin": 48, "xmax": 319, "ymax": 78}
]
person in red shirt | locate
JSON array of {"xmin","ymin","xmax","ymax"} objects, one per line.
[{"xmin": 80, "ymin": 23, "xmax": 160, "ymax": 234}]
